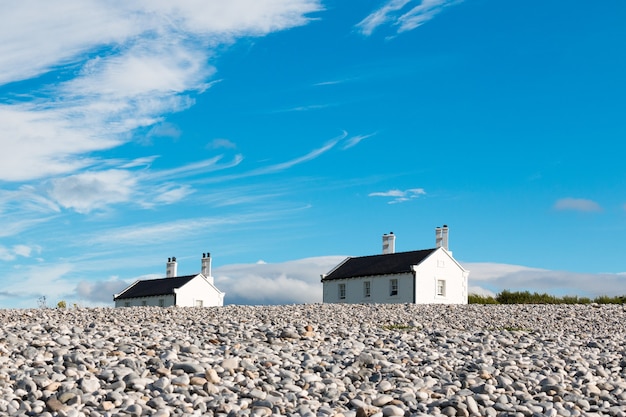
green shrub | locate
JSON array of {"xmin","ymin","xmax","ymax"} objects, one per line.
[
  {"xmin": 468, "ymin": 294, "xmax": 499, "ymax": 304},
  {"xmin": 468, "ymin": 290, "xmax": 624, "ymax": 305}
]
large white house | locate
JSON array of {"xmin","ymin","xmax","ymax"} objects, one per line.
[
  {"xmin": 321, "ymin": 226, "xmax": 469, "ymax": 304},
  {"xmin": 114, "ymin": 253, "xmax": 225, "ymax": 307}
]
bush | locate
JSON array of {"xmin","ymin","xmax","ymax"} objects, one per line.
[
  {"xmin": 57, "ymin": 300, "xmax": 67, "ymax": 309},
  {"xmin": 468, "ymin": 290, "xmax": 625, "ymax": 305},
  {"xmin": 468, "ymin": 294, "xmax": 499, "ymax": 304}
]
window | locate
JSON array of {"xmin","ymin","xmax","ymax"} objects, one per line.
[
  {"xmin": 124, "ymin": 301, "xmax": 130, "ymax": 307},
  {"xmin": 141, "ymin": 300, "xmax": 147, "ymax": 306},
  {"xmin": 338, "ymin": 283, "xmax": 346, "ymax": 300},
  {"xmin": 437, "ymin": 259, "xmax": 445, "ymax": 268},
  {"xmin": 158, "ymin": 299, "xmax": 165, "ymax": 307},
  {"xmin": 437, "ymin": 279, "xmax": 446, "ymax": 296},
  {"xmin": 390, "ymin": 279, "xmax": 398, "ymax": 296},
  {"xmin": 364, "ymin": 281, "xmax": 371, "ymax": 298},
  {"xmin": 195, "ymin": 300, "xmax": 204, "ymax": 307}
]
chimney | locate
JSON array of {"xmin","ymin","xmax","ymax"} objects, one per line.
[
  {"xmin": 435, "ymin": 225, "xmax": 449, "ymax": 251},
  {"xmin": 382, "ymin": 232, "xmax": 395, "ymax": 254},
  {"xmin": 201, "ymin": 252, "xmax": 212, "ymax": 277},
  {"xmin": 166, "ymin": 256, "xmax": 177, "ymax": 278},
  {"xmin": 202, "ymin": 252, "xmax": 215, "ymax": 285}
]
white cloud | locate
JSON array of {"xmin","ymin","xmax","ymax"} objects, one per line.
[
  {"xmin": 0, "ymin": 105, "xmax": 119, "ymax": 182},
  {"xmin": 342, "ymin": 133, "xmax": 376, "ymax": 150},
  {"xmin": 356, "ymin": 0, "xmax": 410, "ymax": 36},
  {"xmin": 151, "ymin": 184, "xmax": 195, "ymax": 206},
  {"xmin": 0, "ymin": 1, "xmax": 322, "ymax": 85},
  {"xmin": 12, "ymin": 245, "xmax": 33, "ymax": 258},
  {"xmin": 0, "ymin": 0, "xmax": 322, "ymax": 185},
  {"xmin": 554, "ymin": 197, "xmax": 602, "ymax": 212},
  {"xmin": 87, "ymin": 211, "xmax": 285, "ymax": 246},
  {"xmin": 145, "ymin": 123, "xmax": 182, "ymax": 141},
  {"xmin": 215, "ymin": 256, "xmax": 345, "ymax": 305},
  {"xmin": 207, "ymin": 138, "xmax": 238, "ymax": 150},
  {"xmin": 47, "ymin": 170, "xmax": 138, "ymax": 214},
  {"xmin": 356, "ymin": 0, "xmax": 460, "ymax": 36},
  {"xmin": 25, "ymin": 256, "xmax": 626, "ymax": 308},
  {"xmin": 0, "ymin": 263, "xmax": 75, "ymax": 303},
  {"xmin": 369, "ymin": 187, "xmax": 426, "ymax": 203},
  {"xmin": 76, "ymin": 278, "xmax": 132, "ymax": 304},
  {"xmin": 465, "ymin": 262, "xmax": 626, "ymax": 298}
]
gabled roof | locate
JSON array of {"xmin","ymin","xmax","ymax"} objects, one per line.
[
  {"xmin": 322, "ymin": 248, "xmax": 438, "ymax": 281},
  {"xmin": 114, "ymin": 274, "xmax": 198, "ymax": 300}
]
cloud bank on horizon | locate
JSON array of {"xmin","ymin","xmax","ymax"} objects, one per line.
[
  {"xmin": 1, "ymin": 1, "xmax": 625, "ymax": 308},
  {"xmin": 72, "ymin": 257, "xmax": 626, "ymax": 307}
]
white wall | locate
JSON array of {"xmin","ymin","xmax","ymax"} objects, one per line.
[
  {"xmin": 414, "ymin": 248, "xmax": 468, "ymax": 304},
  {"xmin": 115, "ymin": 294, "xmax": 175, "ymax": 308},
  {"xmin": 322, "ymin": 272, "xmax": 414, "ymax": 304},
  {"xmin": 114, "ymin": 275, "xmax": 225, "ymax": 307},
  {"xmin": 322, "ymin": 248, "xmax": 468, "ymax": 305},
  {"xmin": 175, "ymin": 275, "xmax": 224, "ymax": 307}
]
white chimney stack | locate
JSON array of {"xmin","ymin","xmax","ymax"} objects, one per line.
[
  {"xmin": 201, "ymin": 252, "xmax": 212, "ymax": 278},
  {"xmin": 166, "ymin": 256, "xmax": 178, "ymax": 278},
  {"xmin": 382, "ymin": 232, "xmax": 396, "ymax": 254},
  {"xmin": 435, "ymin": 225, "xmax": 449, "ymax": 251}
]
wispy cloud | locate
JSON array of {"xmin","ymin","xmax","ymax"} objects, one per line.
[
  {"xmin": 553, "ymin": 197, "xmax": 602, "ymax": 212},
  {"xmin": 86, "ymin": 208, "xmax": 298, "ymax": 247},
  {"xmin": 0, "ymin": 244, "xmax": 37, "ymax": 261},
  {"xmin": 204, "ymin": 132, "xmax": 347, "ymax": 183},
  {"xmin": 280, "ymin": 104, "xmax": 335, "ymax": 112},
  {"xmin": 0, "ymin": 1, "xmax": 322, "ymax": 185},
  {"xmin": 356, "ymin": 0, "xmax": 460, "ymax": 36},
  {"xmin": 207, "ymin": 138, "xmax": 238, "ymax": 150},
  {"xmin": 342, "ymin": 132, "xmax": 376, "ymax": 149},
  {"xmin": 369, "ymin": 187, "xmax": 426, "ymax": 203},
  {"xmin": 47, "ymin": 170, "xmax": 138, "ymax": 214}
]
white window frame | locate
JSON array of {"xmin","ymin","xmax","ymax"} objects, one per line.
[
  {"xmin": 437, "ymin": 279, "xmax": 446, "ymax": 297},
  {"xmin": 364, "ymin": 281, "xmax": 371, "ymax": 298},
  {"xmin": 338, "ymin": 283, "xmax": 346, "ymax": 300},
  {"xmin": 195, "ymin": 299, "xmax": 204, "ymax": 307},
  {"xmin": 390, "ymin": 279, "xmax": 398, "ymax": 296}
]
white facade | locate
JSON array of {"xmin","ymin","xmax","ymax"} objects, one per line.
[
  {"xmin": 114, "ymin": 274, "xmax": 225, "ymax": 308},
  {"xmin": 174, "ymin": 274, "xmax": 224, "ymax": 307},
  {"xmin": 322, "ymin": 227, "xmax": 469, "ymax": 305},
  {"xmin": 114, "ymin": 254, "xmax": 225, "ymax": 307},
  {"xmin": 115, "ymin": 294, "xmax": 176, "ymax": 308}
]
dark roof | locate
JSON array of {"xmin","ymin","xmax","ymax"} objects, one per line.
[
  {"xmin": 114, "ymin": 275, "xmax": 198, "ymax": 300},
  {"xmin": 322, "ymin": 248, "xmax": 438, "ymax": 281}
]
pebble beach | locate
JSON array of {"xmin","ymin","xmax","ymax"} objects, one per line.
[{"xmin": 1, "ymin": 303, "xmax": 626, "ymax": 417}]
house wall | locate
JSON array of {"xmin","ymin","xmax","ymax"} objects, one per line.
[
  {"xmin": 175, "ymin": 275, "xmax": 224, "ymax": 307},
  {"xmin": 114, "ymin": 294, "xmax": 176, "ymax": 308},
  {"xmin": 322, "ymin": 248, "xmax": 468, "ymax": 305},
  {"xmin": 322, "ymin": 272, "xmax": 415, "ymax": 304},
  {"xmin": 414, "ymin": 249, "xmax": 468, "ymax": 304}
]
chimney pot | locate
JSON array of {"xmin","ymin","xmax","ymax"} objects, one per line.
[
  {"xmin": 201, "ymin": 252, "xmax": 213, "ymax": 283},
  {"xmin": 166, "ymin": 256, "xmax": 178, "ymax": 278},
  {"xmin": 382, "ymin": 232, "xmax": 396, "ymax": 254}
]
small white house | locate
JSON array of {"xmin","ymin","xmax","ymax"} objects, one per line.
[
  {"xmin": 321, "ymin": 226, "xmax": 469, "ymax": 304},
  {"xmin": 114, "ymin": 253, "xmax": 225, "ymax": 307}
]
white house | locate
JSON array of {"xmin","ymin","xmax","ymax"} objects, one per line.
[
  {"xmin": 321, "ymin": 226, "xmax": 469, "ymax": 304},
  {"xmin": 114, "ymin": 253, "xmax": 225, "ymax": 307}
]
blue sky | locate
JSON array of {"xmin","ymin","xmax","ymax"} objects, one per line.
[{"xmin": 1, "ymin": 0, "xmax": 625, "ymax": 308}]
